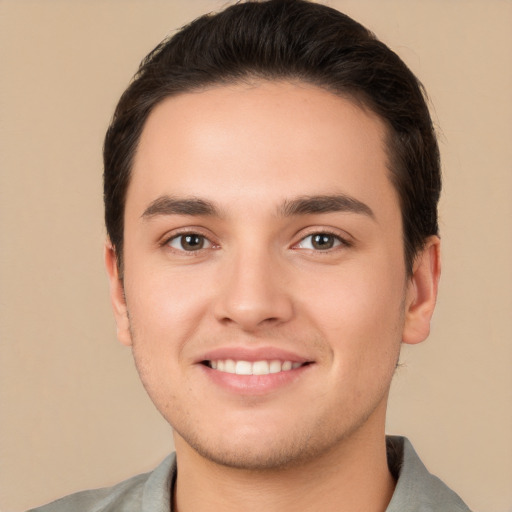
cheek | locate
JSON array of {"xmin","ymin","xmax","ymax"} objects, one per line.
[
  {"xmin": 124, "ymin": 263, "xmax": 214, "ymax": 354},
  {"xmin": 297, "ymin": 254, "xmax": 406, "ymax": 357},
  {"xmin": 124, "ymin": 266, "xmax": 213, "ymax": 411}
]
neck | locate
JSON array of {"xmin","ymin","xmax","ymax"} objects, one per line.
[{"xmin": 172, "ymin": 420, "xmax": 395, "ymax": 512}]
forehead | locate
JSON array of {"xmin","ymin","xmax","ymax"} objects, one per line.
[{"xmin": 128, "ymin": 81, "xmax": 396, "ymax": 218}]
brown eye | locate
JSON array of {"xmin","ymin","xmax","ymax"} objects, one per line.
[
  {"xmin": 168, "ymin": 234, "xmax": 210, "ymax": 251},
  {"xmin": 311, "ymin": 234, "xmax": 336, "ymax": 250},
  {"xmin": 296, "ymin": 233, "xmax": 344, "ymax": 251}
]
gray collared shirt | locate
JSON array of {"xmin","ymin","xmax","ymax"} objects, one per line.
[{"xmin": 28, "ymin": 436, "xmax": 472, "ymax": 511}]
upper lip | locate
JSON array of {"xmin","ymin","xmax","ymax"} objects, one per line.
[{"xmin": 195, "ymin": 346, "xmax": 313, "ymax": 364}]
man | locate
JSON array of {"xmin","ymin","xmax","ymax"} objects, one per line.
[{"xmin": 30, "ymin": 0, "xmax": 471, "ymax": 510}]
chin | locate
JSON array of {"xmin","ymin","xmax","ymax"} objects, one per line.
[
  {"xmin": 172, "ymin": 414, "xmax": 362, "ymax": 472},
  {"xmin": 181, "ymin": 435, "xmax": 318, "ymax": 471}
]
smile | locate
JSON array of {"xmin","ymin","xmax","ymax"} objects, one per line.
[{"xmin": 204, "ymin": 359, "xmax": 305, "ymax": 375}]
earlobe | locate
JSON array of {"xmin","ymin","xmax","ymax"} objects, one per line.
[
  {"xmin": 104, "ymin": 240, "xmax": 133, "ymax": 347},
  {"xmin": 402, "ymin": 236, "xmax": 441, "ymax": 345}
]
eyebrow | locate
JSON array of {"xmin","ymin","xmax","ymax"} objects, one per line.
[
  {"xmin": 279, "ymin": 194, "xmax": 375, "ymax": 219},
  {"xmin": 142, "ymin": 196, "xmax": 220, "ymax": 219},
  {"xmin": 141, "ymin": 193, "xmax": 375, "ymax": 220}
]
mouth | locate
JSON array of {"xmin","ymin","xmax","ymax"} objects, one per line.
[{"xmin": 202, "ymin": 359, "xmax": 311, "ymax": 375}]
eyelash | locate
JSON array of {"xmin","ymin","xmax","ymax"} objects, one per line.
[
  {"xmin": 293, "ymin": 231, "xmax": 352, "ymax": 252},
  {"xmin": 163, "ymin": 231, "xmax": 217, "ymax": 254},
  {"xmin": 162, "ymin": 229, "xmax": 351, "ymax": 254}
]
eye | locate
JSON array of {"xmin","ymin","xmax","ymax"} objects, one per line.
[
  {"xmin": 296, "ymin": 233, "xmax": 345, "ymax": 251},
  {"xmin": 167, "ymin": 233, "xmax": 212, "ymax": 251}
]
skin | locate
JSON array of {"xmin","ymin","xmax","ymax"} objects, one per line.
[{"xmin": 105, "ymin": 81, "xmax": 440, "ymax": 512}]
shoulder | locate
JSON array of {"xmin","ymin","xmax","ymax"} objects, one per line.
[
  {"xmin": 27, "ymin": 454, "xmax": 176, "ymax": 512},
  {"xmin": 386, "ymin": 436, "xmax": 472, "ymax": 512}
]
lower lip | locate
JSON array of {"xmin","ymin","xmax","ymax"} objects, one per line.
[{"xmin": 199, "ymin": 364, "xmax": 313, "ymax": 395}]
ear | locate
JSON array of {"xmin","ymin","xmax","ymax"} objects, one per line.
[
  {"xmin": 402, "ymin": 236, "xmax": 441, "ymax": 345},
  {"xmin": 104, "ymin": 239, "xmax": 133, "ymax": 347}
]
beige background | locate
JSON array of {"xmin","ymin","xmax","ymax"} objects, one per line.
[{"xmin": 0, "ymin": 1, "xmax": 511, "ymax": 511}]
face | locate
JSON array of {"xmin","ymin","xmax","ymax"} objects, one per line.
[{"xmin": 106, "ymin": 81, "xmax": 439, "ymax": 470}]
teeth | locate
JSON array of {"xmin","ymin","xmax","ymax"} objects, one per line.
[
  {"xmin": 235, "ymin": 360, "xmax": 252, "ymax": 375},
  {"xmin": 252, "ymin": 360, "xmax": 269, "ymax": 375},
  {"xmin": 208, "ymin": 359, "xmax": 303, "ymax": 375},
  {"xmin": 282, "ymin": 361, "xmax": 292, "ymax": 371},
  {"xmin": 269, "ymin": 360, "xmax": 282, "ymax": 373}
]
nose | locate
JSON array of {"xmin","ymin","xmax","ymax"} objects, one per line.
[{"xmin": 213, "ymin": 247, "xmax": 294, "ymax": 331}]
